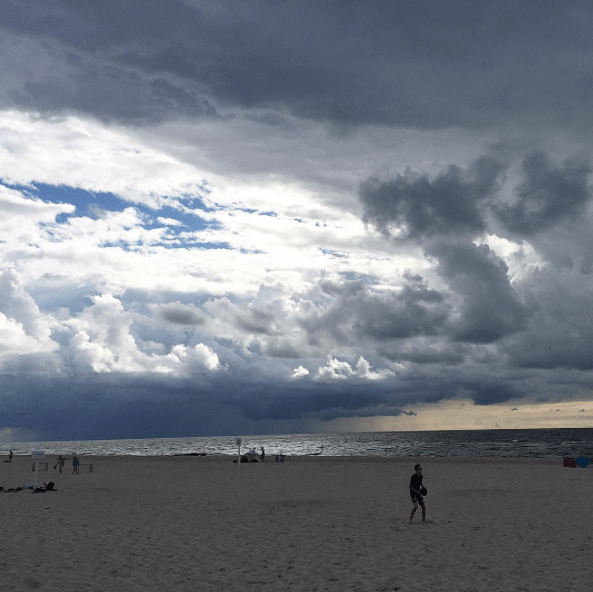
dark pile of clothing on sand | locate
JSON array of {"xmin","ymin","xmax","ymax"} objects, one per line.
[{"xmin": 1, "ymin": 482, "xmax": 56, "ymax": 493}]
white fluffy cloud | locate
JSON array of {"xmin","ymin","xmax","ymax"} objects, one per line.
[
  {"xmin": 66, "ymin": 294, "xmax": 219, "ymax": 374},
  {"xmin": 315, "ymin": 355, "xmax": 394, "ymax": 381},
  {"xmin": 0, "ymin": 313, "xmax": 51, "ymax": 356},
  {"xmin": 0, "ymin": 111, "xmax": 207, "ymax": 208},
  {"xmin": 292, "ymin": 365, "xmax": 310, "ymax": 379},
  {"xmin": 0, "ymin": 269, "xmax": 59, "ymax": 360}
]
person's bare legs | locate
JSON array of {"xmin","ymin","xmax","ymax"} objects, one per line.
[{"xmin": 410, "ymin": 501, "xmax": 426, "ymax": 522}]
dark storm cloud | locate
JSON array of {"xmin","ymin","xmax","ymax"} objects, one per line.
[
  {"xmin": 538, "ymin": 223, "xmax": 593, "ymax": 275},
  {"xmin": 234, "ymin": 307, "xmax": 278, "ymax": 335},
  {"xmin": 233, "ymin": 384, "xmax": 382, "ymax": 423},
  {"xmin": 360, "ymin": 155, "xmax": 530, "ymax": 343},
  {"xmin": 205, "ymin": 298, "xmax": 281, "ymax": 335},
  {"xmin": 0, "ymin": 374, "xmax": 228, "ymax": 440},
  {"xmin": 467, "ymin": 383, "xmax": 522, "ymax": 406},
  {"xmin": 353, "ymin": 280, "xmax": 450, "ymax": 341},
  {"xmin": 298, "ymin": 278, "xmax": 450, "ymax": 346},
  {"xmin": 225, "ymin": 377, "xmax": 421, "ymax": 423},
  {"xmin": 0, "ymin": 370, "xmax": 409, "ymax": 439},
  {"xmin": 378, "ymin": 342, "xmax": 466, "ymax": 366},
  {"xmin": 503, "ymin": 268, "xmax": 593, "ymax": 370},
  {"xmin": 357, "ymin": 144, "xmax": 593, "ymax": 408},
  {"xmin": 511, "ymin": 333, "xmax": 593, "ymax": 371},
  {"xmin": 4, "ymin": 0, "xmax": 593, "ymax": 129},
  {"xmin": 153, "ymin": 302, "xmax": 205, "ymax": 326},
  {"xmin": 361, "ymin": 155, "xmax": 505, "ymax": 241},
  {"xmin": 9, "ymin": 58, "xmax": 216, "ymax": 124},
  {"xmin": 494, "ymin": 152, "xmax": 592, "ymax": 236},
  {"xmin": 432, "ymin": 241, "xmax": 530, "ymax": 343},
  {"xmin": 255, "ymin": 339, "xmax": 301, "ymax": 360}
]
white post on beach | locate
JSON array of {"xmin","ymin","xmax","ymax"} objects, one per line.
[
  {"xmin": 236, "ymin": 438, "xmax": 241, "ymax": 466},
  {"xmin": 31, "ymin": 450, "xmax": 45, "ymax": 491}
]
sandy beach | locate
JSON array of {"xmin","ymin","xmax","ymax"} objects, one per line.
[{"xmin": 1, "ymin": 455, "xmax": 591, "ymax": 591}]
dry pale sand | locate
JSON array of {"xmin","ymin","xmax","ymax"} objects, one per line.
[{"xmin": 1, "ymin": 455, "xmax": 592, "ymax": 592}]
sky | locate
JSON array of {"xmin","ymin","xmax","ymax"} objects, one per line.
[{"xmin": 1, "ymin": 0, "xmax": 593, "ymax": 442}]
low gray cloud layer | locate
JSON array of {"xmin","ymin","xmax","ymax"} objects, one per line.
[{"xmin": 1, "ymin": 0, "xmax": 593, "ymax": 132}]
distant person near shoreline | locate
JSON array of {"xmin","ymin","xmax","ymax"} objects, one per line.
[{"xmin": 54, "ymin": 455, "xmax": 65, "ymax": 474}]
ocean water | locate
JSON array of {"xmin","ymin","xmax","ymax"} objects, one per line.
[{"xmin": 2, "ymin": 427, "xmax": 592, "ymax": 459}]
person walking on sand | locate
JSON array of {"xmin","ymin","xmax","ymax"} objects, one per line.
[
  {"xmin": 54, "ymin": 455, "xmax": 65, "ymax": 474},
  {"xmin": 8, "ymin": 450, "xmax": 13, "ymax": 462},
  {"xmin": 260, "ymin": 446, "xmax": 265, "ymax": 462},
  {"xmin": 72, "ymin": 454, "xmax": 80, "ymax": 474},
  {"xmin": 409, "ymin": 464, "xmax": 426, "ymax": 522}
]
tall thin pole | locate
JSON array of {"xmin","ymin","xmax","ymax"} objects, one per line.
[{"xmin": 31, "ymin": 450, "xmax": 45, "ymax": 492}]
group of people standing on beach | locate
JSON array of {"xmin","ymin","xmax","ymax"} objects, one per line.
[
  {"xmin": 54, "ymin": 454, "xmax": 79, "ymax": 474},
  {"xmin": 245, "ymin": 446, "xmax": 266, "ymax": 462},
  {"xmin": 244, "ymin": 446, "xmax": 288, "ymax": 463},
  {"xmin": 4, "ymin": 452, "xmax": 80, "ymax": 474}
]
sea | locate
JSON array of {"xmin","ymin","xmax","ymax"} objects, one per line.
[{"xmin": 2, "ymin": 428, "xmax": 592, "ymax": 460}]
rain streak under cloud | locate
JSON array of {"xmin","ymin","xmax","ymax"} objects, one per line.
[{"xmin": 1, "ymin": 0, "xmax": 593, "ymax": 441}]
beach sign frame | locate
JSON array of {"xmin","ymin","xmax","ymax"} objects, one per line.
[{"xmin": 31, "ymin": 450, "xmax": 45, "ymax": 491}]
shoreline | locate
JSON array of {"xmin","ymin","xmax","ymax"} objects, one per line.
[
  {"xmin": 5, "ymin": 452, "xmax": 586, "ymax": 461},
  {"xmin": 9, "ymin": 454, "xmax": 593, "ymax": 470}
]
